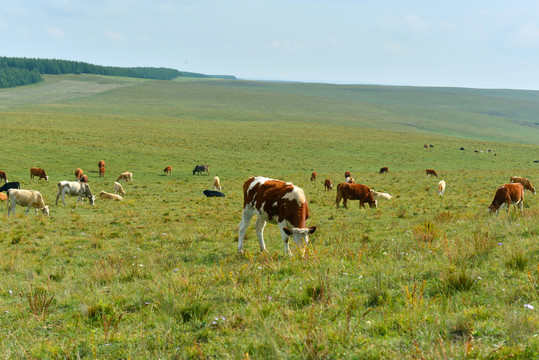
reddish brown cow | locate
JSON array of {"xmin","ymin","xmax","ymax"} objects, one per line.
[
  {"xmin": 98, "ymin": 160, "xmax": 105, "ymax": 169},
  {"xmin": 344, "ymin": 171, "xmax": 351, "ymax": 179},
  {"xmin": 238, "ymin": 176, "xmax": 316, "ymax": 256},
  {"xmin": 324, "ymin": 179, "xmax": 333, "ymax": 192},
  {"xmin": 426, "ymin": 169, "xmax": 438, "ymax": 177},
  {"xmin": 379, "ymin": 167, "xmax": 389, "ymax": 174},
  {"xmin": 30, "ymin": 167, "xmax": 49, "ymax": 182},
  {"xmin": 99, "ymin": 166, "xmax": 105, "ymax": 177},
  {"xmin": 336, "ymin": 183, "xmax": 377, "ymax": 209},
  {"xmin": 0, "ymin": 193, "xmax": 7, "ymax": 201},
  {"xmin": 310, "ymin": 171, "xmax": 317, "ymax": 181},
  {"xmin": 80, "ymin": 175, "xmax": 89, "ymax": 183},
  {"xmin": 0, "ymin": 170, "xmax": 7, "ymax": 183},
  {"xmin": 163, "ymin": 166, "xmax": 172, "ymax": 175},
  {"xmin": 510, "ymin": 176, "xmax": 536, "ymax": 195},
  {"xmin": 488, "ymin": 183, "xmax": 524, "ymax": 215},
  {"xmin": 75, "ymin": 168, "xmax": 83, "ymax": 180}
]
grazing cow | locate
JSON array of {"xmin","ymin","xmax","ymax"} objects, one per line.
[
  {"xmin": 344, "ymin": 171, "xmax": 351, "ymax": 179},
  {"xmin": 379, "ymin": 167, "xmax": 389, "ymax": 174},
  {"xmin": 336, "ymin": 183, "xmax": 377, "ymax": 209},
  {"xmin": 75, "ymin": 168, "xmax": 83, "ymax": 180},
  {"xmin": 429, "ymin": 144, "xmax": 434, "ymax": 148},
  {"xmin": 310, "ymin": 171, "xmax": 317, "ymax": 181},
  {"xmin": 424, "ymin": 144, "xmax": 429, "ymax": 148},
  {"xmin": 116, "ymin": 171, "xmax": 133, "ymax": 183},
  {"xmin": 371, "ymin": 191, "xmax": 393, "ymax": 200},
  {"xmin": 0, "ymin": 182, "xmax": 20, "ymax": 193},
  {"xmin": 460, "ymin": 147, "xmax": 465, "ymax": 150},
  {"xmin": 510, "ymin": 176, "xmax": 536, "ymax": 195},
  {"xmin": 213, "ymin": 176, "xmax": 222, "ymax": 190},
  {"xmin": 488, "ymin": 183, "xmax": 524, "ymax": 215},
  {"xmin": 193, "ymin": 164, "xmax": 210, "ymax": 175},
  {"xmin": 324, "ymin": 179, "xmax": 333, "ymax": 192},
  {"xmin": 113, "ymin": 182, "xmax": 126, "ymax": 195},
  {"xmin": 534, "ymin": 160, "xmax": 539, "ymax": 163},
  {"xmin": 345, "ymin": 177, "xmax": 355, "ymax": 184},
  {"xmin": 99, "ymin": 166, "xmax": 105, "ymax": 177},
  {"xmin": 99, "ymin": 191, "xmax": 123, "ymax": 201},
  {"xmin": 30, "ymin": 167, "xmax": 49, "ymax": 182},
  {"xmin": 203, "ymin": 190, "xmax": 225, "ymax": 197},
  {"xmin": 437, "ymin": 180, "xmax": 446, "ymax": 196},
  {"xmin": 80, "ymin": 175, "xmax": 89, "ymax": 183},
  {"xmin": 426, "ymin": 169, "xmax": 438, "ymax": 177},
  {"xmin": 238, "ymin": 176, "xmax": 317, "ymax": 256},
  {"xmin": 0, "ymin": 170, "xmax": 8, "ymax": 183},
  {"xmin": 98, "ymin": 160, "xmax": 105, "ymax": 169},
  {"xmin": 163, "ymin": 166, "xmax": 172, "ymax": 175},
  {"xmin": 0, "ymin": 193, "xmax": 6, "ymax": 201},
  {"xmin": 7, "ymin": 189, "xmax": 49, "ymax": 217},
  {"xmin": 56, "ymin": 181, "xmax": 95, "ymax": 206}
]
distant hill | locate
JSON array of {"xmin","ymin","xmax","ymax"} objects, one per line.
[{"xmin": 0, "ymin": 56, "xmax": 236, "ymax": 88}]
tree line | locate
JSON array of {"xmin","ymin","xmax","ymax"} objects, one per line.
[{"xmin": 0, "ymin": 56, "xmax": 235, "ymax": 89}]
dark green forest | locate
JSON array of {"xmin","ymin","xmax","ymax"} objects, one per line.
[{"xmin": 0, "ymin": 56, "xmax": 235, "ymax": 88}]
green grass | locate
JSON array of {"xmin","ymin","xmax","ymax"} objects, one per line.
[{"xmin": 0, "ymin": 75, "xmax": 538, "ymax": 358}]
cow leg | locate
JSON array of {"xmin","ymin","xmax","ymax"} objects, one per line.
[
  {"xmin": 25, "ymin": 206, "xmax": 31, "ymax": 215},
  {"xmin": 278, "ymin": 226, "xmax": 292, "ymax": 256},
  {"xmin": 254, "ymin": 216, "xmax": 268, "ymax": 252},
  {"xmin": 61, "ymin": 191, "xmax": 67, "ymax": 206},
  {"xmin": 343, "ymin": 197, "xmax": 348, "ymax": 209},
  {"xmin": 238, "ymin": 207, "xmax": 255, "ymax": 254}
]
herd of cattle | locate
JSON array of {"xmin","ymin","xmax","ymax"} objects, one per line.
[{"xmin": 0, "ymin": 162, "xmax": 536, "ymax": 255}]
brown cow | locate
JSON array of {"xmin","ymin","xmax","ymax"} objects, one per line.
[
  {"xmin": 324, "ymin": 179, "xmax": 333, "ymax": 192},
  {"xmin": 75, "ymin": 168, "xmax": 83, "ymax": 180},
  {"xmin": 0, "ymin": 193, "xmax": 7, "ymax": 201},
  {"xmin": 510, "ymin": 176, "xmax": 536, "ymax": 195},
  {"xmin": 238, "ymin": 176, "xmax": 316, "ymax": 256},
  {"xmin": 30, "ymin": 167, "xmax": 49, "ymax": 182},
  {"xmin": 344, "ymin": 171, "xmax": 351, "ymax": 179},
  {"xmin": 0, "ymin": 170, "xmax": 8, "ymax": 183},
  {"xmin": 310, "ymin": 171, "xmax": 317, "ymax": 181},
  {"xmin": 488, "ymin": 183, "xmax": 524, "ymax": 215},
  {"xmin": 379, "ymin": 167, "xmax": 389, "ymax": 174},
  {"xmin": 336, "ymin": 183, "xmax": 377, "ymax": 209},
  {"xmin": 426, "ymin": 169, "xmax": 438, "ymax": 177},
  {"xmin": 80, "ymin": 175, "xmax": 89, "ymax": 183},
  {"xmin": 345, "ymin": 177, "xmax": 355, "ymax": 184},
  {"xmin": 99, "ymin": 166, "xmax": 105, "ymax": 177},
  {"xmin": 98, "ymin": 160, "xmax": 105, "ymax": 169},
  {"xmin": 163, "ymin": 166, "xmax": 172, "ymax": 175}
]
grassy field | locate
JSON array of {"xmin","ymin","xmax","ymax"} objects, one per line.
[{"xmin": 0, "ymin": 75, "xmax": 538, "ymax": 359}]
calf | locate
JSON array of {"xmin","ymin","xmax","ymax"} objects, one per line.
[
  {"xmin": 310, "ymin": 171, "xmax": 317, "ymax": 181},
  {"xmin": 371, "ymin": 191, "xmax": 393, "ymax": 200},
  {"xmin": 193, "ymin": 164, "xmax": 210, "ymax": 175},
  {"xmin": 0, "ymin": 170, "xmax": 8, "ymax": 183},
  {"xmin": 98, "ymin": 160, "xmax": 105, "ymax": 169},
  {"xmin": 30, "ymin": 167, "xmax": 49, "ymax": 182},
  {"xmin": 0, "ymin": 182, "xmax": 20, "ymax": 193},
  {"xmin": 7, "ymin": 189, "xmax": 49, "ymax": 217},
  {"xmin": 344, "ymin": 171, "xmax": 351, "ymax": 179},
  {"xmin": 488, "ymin": 183, "xmax": 524, "ymax": 215},
  {"xmin": 113, "ymin": 182, "xmax": 126, "ymax": 195},
  {"xmin": 56, "ymin": 181, "xmax": 95, "ymax": 205},
  {"xmin": 99, "ymin": 166, "xmax": 105, "ymax": 178},
  {"xmin": 116, "ymin": 171, "xmax": 133, "ymax": 183},
  {"xmin": 80, "ymin": 175, "xmax": 89, "ymax": 183},
  {"xmin": 510, "ymin": 176, "xmax": 536, "ymax": 195},
  {"xmin": 379, "ymin": 167, "xmax": 389, "ymax": 174},
  {"xmin": 213, "ymin": 176, "xmax": 222, "ymax": 190},
  {"xmin": 437, "ymin": 180, "xmax": 446, "ymax": 196},
  {"xmin": 163, "ymin": 166, "xmax": 172, "ymax": 175},
  {"xmin": 324, "ymin": 179, "xmax": 333, "ymax": 192},
  {"xmin": 238, "ymin": 176, "xmax": 317, "ymax": 256},
  {"xmin": 99, "ymin": 191, "xmax": 123, "ymax": 201},
  {"xmin": 75, "ymin": 168, "xmax": 83, "ymax": 180},
  {"xmin": 426, "ymin": 169, "xmax": 438, "ymax": 177},
  {"xmin": 336, "ymin": 183, "xmax": 377, "ymax": 209}
]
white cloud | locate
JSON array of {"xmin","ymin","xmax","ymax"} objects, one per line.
[
  {"xmin": 105, "ymin": 30, "xmax": 125, "ymax": 42},
  {"xmin": 46, "ymin": 27, "xmax": 64, "ymax": 37},
  {"xmin": 384, "ymin": 42, "xmax": 408, "ymax": 54},
  {"xmin": 511, "ymin": 22, "xmax": 539, "ymax": 47},
  {"xmin": 381, "ymin": 14, "xmax": 430, "ymax": 32}
]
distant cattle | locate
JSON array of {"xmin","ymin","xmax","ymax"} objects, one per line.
[
  {"xmin": 116, "ymin": 171, "xmax": 133, "ymax": 183},
  {"xmin": 424, "ymin": 144, "xmax": 429, "ymax": 148},
  {"xmin": 324, "ymin": 179, "xmax": 333, "ymax": 191},
  {"xmin": 437, "ymin": 180, "xmax": 446, "ymax": 196},
  {"xmin": 113, "ymin": 182, "xmax": 126, "ymax": 195},
  {"xmin": 426, "ymin": 169, "xmax": 438, "ymax": 177},
  {"xmin": 379, "ymin": 167, "xmax": 389, "ymax": 174},
  {"xmin": 7, "ymin": 189, "xmax": 49, "ymax": 217},
  {"xmin": 0, "ymin": 193, "xmax": 6, "ymax": 201},
  {"xmin": 203, "ymin": 190, "xmax": 225, "ymax": 197},
  {"xmin": 344, "ymin": 171, "xmax": 351, "ymax": 179},
  {"xmin": 80, "ymin": 175, "xmax": 89, "ymax": 183},
  {"xmin": 488, "ymin": 183, "xmax": 524, "ymax": 215},
  {"xmin": 30, "ymin": 167, "xmax": 48, "ymax": 182},
  {"xmin": 99, "ymin": 166, "xmax": 105, "ymax": 177},
  {"xmin": 0, "ymin": 170, "xmax": 8, "ymax": 183},
  {"xmin": 75, "ymin": 168, "xmax": 83, "ymax": 180},
  {"xmin": 345, "ymin": 177, "xmax": 355, "ymax": 184},
  {"xmin": 238, "ymin": 176, "xmax": 316, "ymax": 256},
  {"xmin": 534, "ymin": 160, "xmax": 539, "ymax": 163},
  {"xmin": 193, "ymin": 165, "xmax": 210, "ymax": 175},
  {"xmin": 0, "ymin": 182, "xmax": 20, "ymax": 193},
  {"xmin": 56, "ymin": 181, "xmax": 95, "ymax": 206},
  {"xmin": 336, "ymin": 183, "xmax": 377, "ymax": 209},
  {"xmin": 460, "ymin": 147, "xmax": 465, "ymax": 151},
  {"xmin": 371, "ymin": 191, "xmax": 393, "ymax": 200},
  {"xmin": 98, "ymin": 160, "xmax": 105, "ymax": 169},
  {"xmin": 310, "ymin": 171, "xmax": 317, "ymax": 181},
  {"xmin": 163, "ymin": 166, "xmax": 172, "ymax": 175},
  {"xmin": 510, "ymin": 176, "xmax": 536, "ymax": 195},
  {"xmin": 429, "ymin": 144, "xmax": 434, "ymax": 148},
  {"xmin": 213, "ymin": 176, "xmax": 222, "ymax": 190},
  {"xmin": 99, "ymin": 191, "xmax": 123, "ymax": 201}
]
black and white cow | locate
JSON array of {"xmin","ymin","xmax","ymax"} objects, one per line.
[
  {"xmin": 56, "ymin": 181, "xmax": 95, "ymax": 205},
  {"xmin": 0, "ymin": 182, "xmax": 20, "ymax": 193},
  {"xmin": 192, "ymin": 164, "xmax": 210, "ymax": 175}
]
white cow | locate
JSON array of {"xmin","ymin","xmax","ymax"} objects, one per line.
[
  {"xmin": 56, "ymin": 181, "xmax": 95, "ymax": 205},
  {"xmin": 212, "ymin": 176, "xmax": 222, "ymax": 190},
  {"xmin": 116, "ymin": 171, "xmax": 133, "ymax": 183},
  {"xmin": 437, "ymin": 180, "xmax": 446, "ymax": 196},
  {"xmin": 371, "ymin": 191, "xmax": 393, "ymax": 200},
  {"xmin": 7, "ymin": 189, "xmax": 49, "ymax": 217},
  {"xmin": 99, "ymin": 191, "xmax": 123, "ymax": 201},
  {"xmin": 113, "ymin": 181, "xmax": 126, "ymax": 195}
]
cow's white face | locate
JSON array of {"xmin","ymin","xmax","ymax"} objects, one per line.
[
  {"xmin": 41, "ymin": 206, "xmax": 50, "ymax": 217},
  {"xmin": 89, "ymin": 195, "xmax": 96, "ymax": 205},
  {"xmin": 283, "ymin": 227, "xmax": 317, "ymax": 253}
]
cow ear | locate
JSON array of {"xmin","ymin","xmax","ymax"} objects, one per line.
[
  {"xmin": 283, "ymin": 227, "xmax": 292, "ymax": 236},
  {"xmin": 308, "ymin": 226, "xmax": 317, "ymax": 234}
]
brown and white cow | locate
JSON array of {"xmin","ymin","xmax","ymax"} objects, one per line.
[
  {"xmin": 98, "ymin": 160, "xmax": 105, "ymax": 169},
  {"xmin": 310, "ymin": 171, "xmax": 317, "ymax": 181},
  {"xmin": 510, "ymin": 176, "xmax": 536, "ymax": 195},
  {"xmin": 30, "ymin": 167, "xmax": 49, "ymax": 182},
  {"xmin": 163, "ymin": 166, "xmax": 172, "ymax": 175},
  {"xmin": 437, "ymin": 180, "xmax": 446, "ymax": 195},
  {"xmin": 99, "ymin": 166, "xmax": 105, "ymax": 177},
  {"xmin": 345, "ymin": 177, "xmax": 355, "ymax": 184},
  {"xmin": 379, "ymin": 167, "xmax": 389, "ymax": 174},
  {"xmin": 488, "ymin": 183, "xmax": 524, "ymax": 215},
  {"xmin": 344, "ymin": 171, "xmax": 351, "ymax": 179},
  {"xmin": 80, "ymin": 175, "xmax": 89, "ymax": 183},
  {"xmin": 75, "ymin": 168, "xmax": 83, "ymax": 180},
  {"xmin": 99, "ymin": 191, "xmax": 123, "ymax": 201},
  {"xmin": 426, "ymin": 169, "xmax": 438, "ymax": 177},
  {"xmin": 113, "ymin": 181, "xmax": 126, "ymax": 195},
  {"xmin": 238, "ymin": 176, "xmax": 317, "ymax": 256},
  {"xmin": 7, "ymin": 189, "xmax": 49, "ymax": 217},
  {"xmin": 0, "ymin": 170, "xmax": 8, "ymax": 183},
  {"xmin": 324, "ymin": 179, "xmax": 333, "ymax": 192},
  {"xmin": 213, "ymin": 176, "xmax": 222, "ymax": 190},
  {"xmin": 116, "ymin": 171, "xmax": 133, "ymax": 183},
  {"xmin": 336, "ymin": 183, "xmax": 377, "ymax": 209}
]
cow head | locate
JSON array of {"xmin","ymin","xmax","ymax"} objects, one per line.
[
  {"xmin": 88, "ymin": 195, "xmax": 96, "ymax": 205},
  {"xmin": 41, "ymin": 206, "xmax": 50, "ymax": 217},
  {"xmin": 283, "ymin": 226, "xmax": 317, "ymax": 254},
  {"xmin": 369, "ymin": 200, "xmax": 378, "ymax": 208},
  {"xmin": 488, "ymin": 204, "xmax": 499, "ymax": 215}
]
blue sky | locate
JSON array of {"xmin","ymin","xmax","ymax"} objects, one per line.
[{"xmin": 1, "ymin": 1, "xmax": 539, "ymax": 89}]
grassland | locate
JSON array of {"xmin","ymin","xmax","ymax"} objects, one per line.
[{"xmin": 0, "ymin": 75, "xmax": 538, "ymax": 359}]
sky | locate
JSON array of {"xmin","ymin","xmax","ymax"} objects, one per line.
[{"xmin": 1, "ymin": 0, "xmax": 539, "ymax": 90}]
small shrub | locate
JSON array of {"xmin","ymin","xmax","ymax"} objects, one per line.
[
  {"xmin": 23, "ymin": 286, "xmax": 55, "ymax": 319},
  {"xmin": 440, "ymin": 266, "xmax": 476, "ymax": 293},
  {"xmin": 506, "ymin": 250, "xmax": 528, "ymax": 271},
  {"xmin": 412, "ymin": 221, "xmax": 438, "ymax": 243}
]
